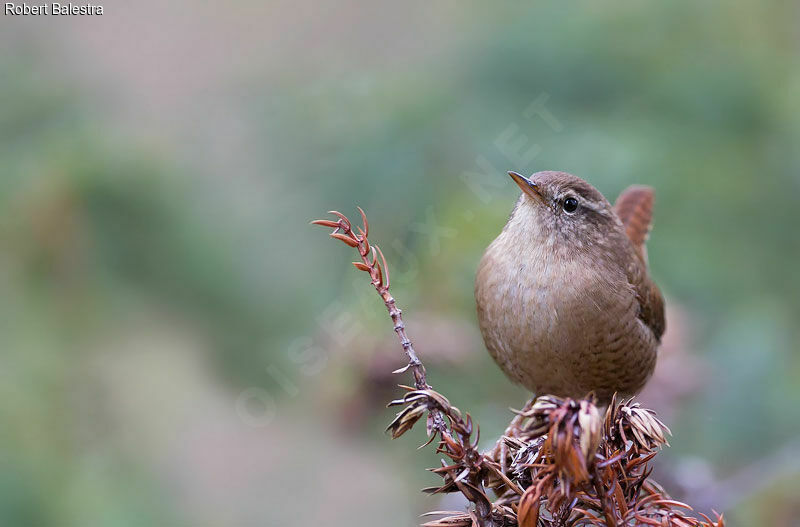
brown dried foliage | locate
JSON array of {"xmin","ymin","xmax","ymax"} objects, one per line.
[{"xmin": 313, "ymin": 209, "xmax": 724, "ymax": 527}]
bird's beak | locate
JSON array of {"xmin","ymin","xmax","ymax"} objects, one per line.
[{"xmin": 508, "ymin": 171, "xmax": 546, "ymax": 205}]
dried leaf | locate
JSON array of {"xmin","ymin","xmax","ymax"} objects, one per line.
[
  {"xmin": 578, "ymin": 400, "xmax": 602, "ymax": 464},
  {"xmin": 421, "ymin": 514, "xmax": 472, "ymax": 527},
  {"xmin": 391, "ymin": 363, "xmax": 411, "ymax": 374},
  {"xmin": 386, "ymin": 402, "xmax": 426, "ymax": 438},
  {"xmin": 310, "ymin": 219, "xmax": 340, "ymax": 228},
  {"xmin": 634, "ymin": 514, "xmax": 663, "ymax": 526},
  {"xmin": 517, "ymin": 485, "xmax": 541, "ymax": 527},
  {"xmin": 357, "ymin": 206, "xmax": 369, "ymax": 237},
  {"xmin": 330, "ymin": 232, "xmax": 359, "ymax": 247},
  {"xmin": 326, "ymin": 210, "xmax": 350, "ymax": 228},
  {"xmin": 374, "ymin": 244, "xmax": 390, "ymax": 288}
]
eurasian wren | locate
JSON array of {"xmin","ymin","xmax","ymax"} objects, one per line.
[{"xmin": 475, "ymin": 171, "xmax": 665, "ymax": 403}]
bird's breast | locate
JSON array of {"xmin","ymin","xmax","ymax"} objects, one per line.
[
  {"xmin": 475, "ymin": 232, "xmax": 647, "ymax": 398},
  {"xmin": 476, "ymin": 238, "xmax": 586, "ymax": 350}
]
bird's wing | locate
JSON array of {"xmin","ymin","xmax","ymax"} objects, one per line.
[
  {"xmin": 616, "ymin": 186, "xmax": 665, "ymax": 341},
  {"xmin": 614, "ymin": 185, "xmax": 654, "ymax": 264},
  {"xmin": 633, "ymin": 270, "xmax": 666, "ymax": 342}
]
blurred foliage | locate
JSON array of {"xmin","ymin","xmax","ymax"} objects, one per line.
[{"xmin": 1, "ymin": 1, "xmax": 799, "ymax": 525}]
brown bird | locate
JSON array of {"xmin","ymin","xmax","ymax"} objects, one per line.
[{"xmin": 475, "ymin": 171, "xmax": 665, "ymax": 403}]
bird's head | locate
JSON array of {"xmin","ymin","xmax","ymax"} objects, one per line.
[{"xmin": 507, "ymin": 171, "xmax": 619, "ymax": 246}]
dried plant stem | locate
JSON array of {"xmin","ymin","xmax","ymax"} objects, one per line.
[
  {"xmin": 313, "ymin": 209, "xmax": 495, "ymax": 523},
  {"xmin": 383, "ymin": 285, "xmax": 425, "ymax": 387},
  {"xmin": 313, "ymin": 209, "xmax": 450, "ymax": 435}
]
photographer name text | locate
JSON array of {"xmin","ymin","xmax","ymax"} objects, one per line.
[{"xmin": 5, "ymin": 2, "xmax": 103, "ymax": 15}]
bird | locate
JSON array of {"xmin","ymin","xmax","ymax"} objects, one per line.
[{"xmin": 474, "ymin": 171, "xmax": 665, "ymax": 403}]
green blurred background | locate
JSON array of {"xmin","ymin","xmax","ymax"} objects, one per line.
[{"xmin": 2, "ymin": 1, "xmax": 799, "ymax": 526}]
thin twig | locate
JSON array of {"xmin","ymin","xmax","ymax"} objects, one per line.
[
  {"xmin": 314, "ymin": 209, "xmax": 500, "ymax": 524},
  {"xmin": 312, "ymin": 209, "xmax": 448, "ymax": 436}
]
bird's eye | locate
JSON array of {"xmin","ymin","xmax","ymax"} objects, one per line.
[{"xmin": 563, "ymin": 197, "xmax": 579, "ymax": 213}]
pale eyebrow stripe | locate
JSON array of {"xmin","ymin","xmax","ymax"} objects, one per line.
[{"xmin": 556, "ymin": 191, "xmax": 602, "ymax": 210}]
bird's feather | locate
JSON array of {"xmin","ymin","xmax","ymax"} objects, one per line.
[
  {"xmin": 635, "ymin": 272, "xmax": 666, "ymax": 342},
  {"xmin": 615, "ymin": 185, "xmax": 654, "ymax": 264}
]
